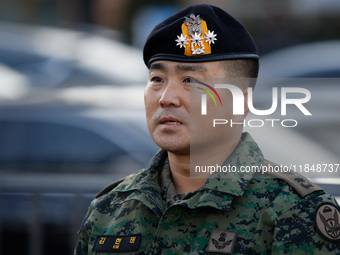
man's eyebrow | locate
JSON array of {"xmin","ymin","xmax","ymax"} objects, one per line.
[
  {"xmin": 149, "ymin": 62, "xmax": 166, "ymax": 72},
  {"xmin": 148, "ymin": 62, "xmax": 208, "ymax": 73},
  {"xmin": 175, "ymin": 63, "xmax": 208, "ymax": 73}
]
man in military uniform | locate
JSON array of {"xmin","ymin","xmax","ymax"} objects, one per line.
[{"xmin": 74, "ymin": 4, "xmax": 340, "ymax": 254}]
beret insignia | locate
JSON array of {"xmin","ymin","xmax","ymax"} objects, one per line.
[{"xmin": 175, "ymin": 14, "xmax": 217, "ymax": 56}]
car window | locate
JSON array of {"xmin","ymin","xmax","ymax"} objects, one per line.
[{"xmin": 0, "ymin": 120, "xmax": 141, "ymax": 173}]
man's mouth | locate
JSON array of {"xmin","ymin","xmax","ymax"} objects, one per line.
[
  {"xmin": 163, "ymin": 121, "xmax": 181, "ymax": 125},
  {"xmin": 160, "ymin": 117, "xmax": 183, "ymax": 125}
]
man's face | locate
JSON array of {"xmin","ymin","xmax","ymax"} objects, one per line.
[{"xmin": 144, "ymin": 60, "xmax": 247, "ymax": 156}]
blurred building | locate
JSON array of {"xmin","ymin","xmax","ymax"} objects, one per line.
[{"xmin": 1, "ymin": 0, "xmax": 340, "ymax": 54}]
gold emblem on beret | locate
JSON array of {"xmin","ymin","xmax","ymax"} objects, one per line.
[{"xmin": 175, "ymin": 14, "xmax": 217, "ymax": 56}]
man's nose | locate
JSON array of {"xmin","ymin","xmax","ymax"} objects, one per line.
[{"xmin": 159, "ymin": 83, "xmax": 182, "ymax": 108}]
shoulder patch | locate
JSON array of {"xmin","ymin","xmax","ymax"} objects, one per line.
[
  {"xmin": 260, "ymin": 160, "xmax": 323, "ymax": 198},
  {"xmin": 95, "ymin": 177, "xmax": 126, "ymax": 198},
  {"xmin": 315, "ymin": 202, "xmax": 340, "ymax": 242}
]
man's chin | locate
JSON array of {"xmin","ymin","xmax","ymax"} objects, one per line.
[{"xmin": 157, "ymin": 143, "xmax": 190, "ymax": 156}]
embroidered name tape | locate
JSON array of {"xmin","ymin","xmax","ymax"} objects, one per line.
[
  {"xmin": 93, "ymin": 234, "xmax": 142, "ymax": 252},
  {"xmin": 207, "ymin": 230, "xmax": 237, "ymax": 254}
]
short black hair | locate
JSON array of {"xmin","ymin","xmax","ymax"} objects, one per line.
[{"xmin": 219, "ymin": 59, "xmax": 259, "ymax": 88}]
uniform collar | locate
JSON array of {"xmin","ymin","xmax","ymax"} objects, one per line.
[
  {"xmin": 174, "ymin": 132, "xmax": 264, "ymax": 212},
  {"xmin": 202, "ymin": 132, "xmax": 264, "ymax": 197},
  {"xmin": 113, "ymin": 132, "xmax": 264, "ymax": 212},
  {"xmin": 114, "ymin": 148, "xmax": 167, "ymax": 193},
  {"xmin": 110, "ymin": 149, "xmax": 167, "ymax": 218},
  {"xmin": 160, "ymin": 158, "xmax": 188, "ymax": 209}
]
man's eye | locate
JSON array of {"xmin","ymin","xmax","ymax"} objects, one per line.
[
  {"xmin": 184, "ymin": 78, "xmax": 200, "ymax": 84},
  {"xmin": 151, "ymin": 77, "xmax": 163, "ymax": 83},
  {"xmin": 184, "ymin": 78, "xmax": 193, "ymax": 83}
]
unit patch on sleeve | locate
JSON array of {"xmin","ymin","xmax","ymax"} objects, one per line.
[
  {"xmin": 93, "ymin": 234, "xmax": 142, "ymax": 252},
  {"xmin": 315, "ymin": 202, "xmax": 340, "ymax": 243},
  {"xmin": 207, "ymin": 230, "xmax": 237, "ymax": 254}
]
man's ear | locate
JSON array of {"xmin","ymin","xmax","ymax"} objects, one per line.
[
  {"xmin": 243, "ymin": 87, "xmax": 250, "ymax": 117},
  {"xmin": 233, "ymin": 87, "xmax": 249, "ymax": 122}
]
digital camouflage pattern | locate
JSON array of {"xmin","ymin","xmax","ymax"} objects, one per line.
[{"xmin": 74, "ymin": 133, "xmax": 340, "ymax": 254}]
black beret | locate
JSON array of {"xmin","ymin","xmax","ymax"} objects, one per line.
[{"xmin": 143, "ymin": 4, "xmax": 258, "ymax": 67}]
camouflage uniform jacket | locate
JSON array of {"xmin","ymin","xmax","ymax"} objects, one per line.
[{"xmin": 74, "ymin": 133, "xmax": 340, "ymax": 254}]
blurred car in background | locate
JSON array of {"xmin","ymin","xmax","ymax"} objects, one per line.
[
  {"xmin": 249, "ymin": 40, "xmax": 340, "ymax": 200},
  {"xmin": 0, "ymin": 21, "xmax": 148, "ymax": 100},
  {"xmin": 0, "ymin": 86, "xmax": 157, "ymax": 183},
  {"xmin": 0, "ymin": 85, "xmax": 158, "ymax": 255},
  {"xmin": 256, "ymin": 40, "xmax": 340, "ymax": 129},
  {"xmin": 0, "ymin": 22, "xmax": 151, "ymax": 255},
  {"xmin": 258, "ymin": 40, "xmax": 340, "ymax": 79}
]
